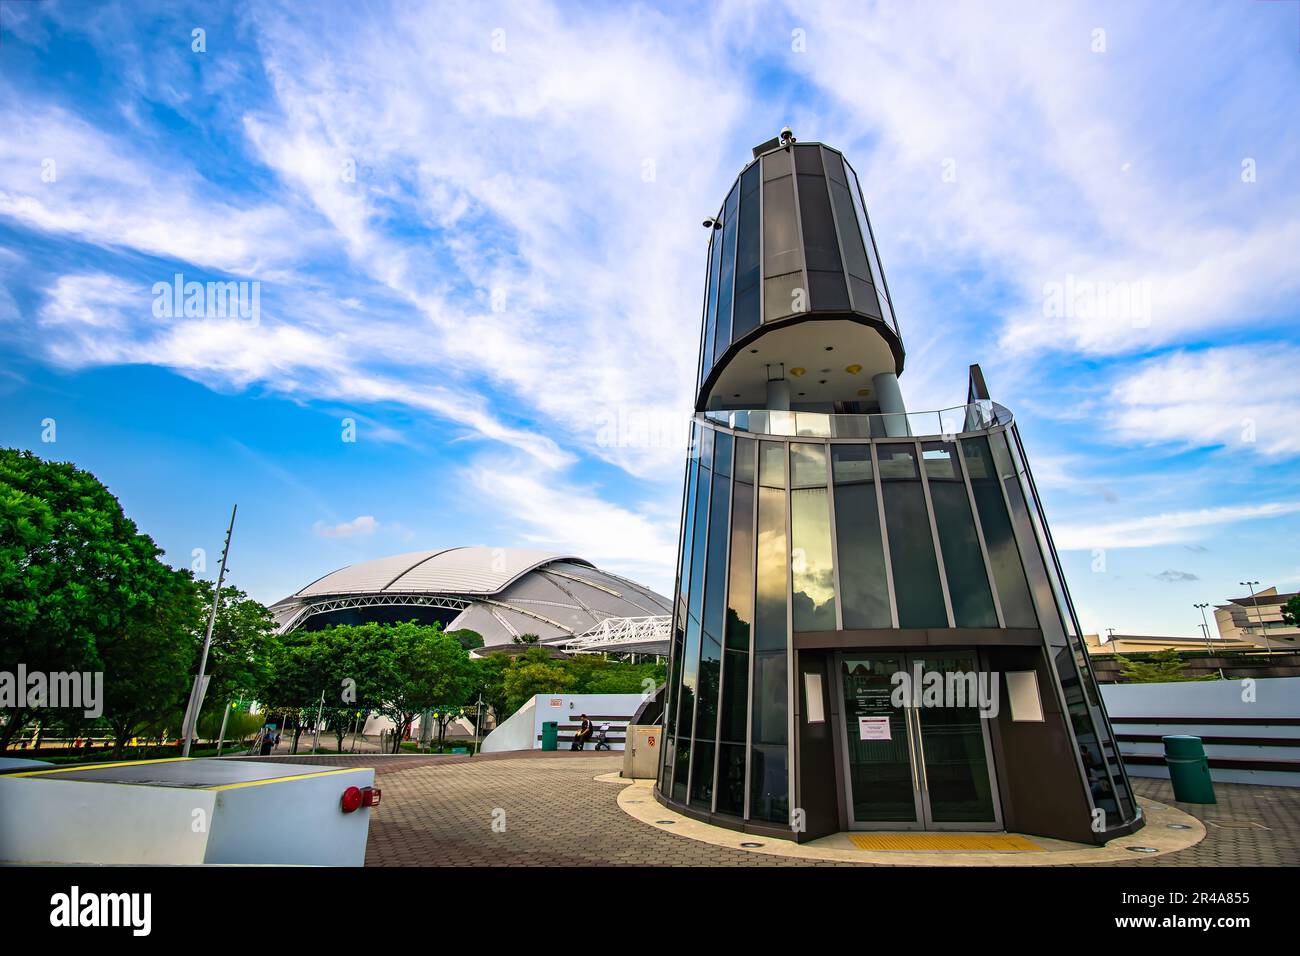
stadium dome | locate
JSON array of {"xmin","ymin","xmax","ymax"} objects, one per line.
[{"xmin": 269, "ymin": 546, "xmax": 671, "ymax": 650}]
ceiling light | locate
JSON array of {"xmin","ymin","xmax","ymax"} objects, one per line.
[
  {"xmin": 846, "ymin": 364, "xmax": 862, "ymax": 374},
  {"xmin": 789, "ymin": 367, "xmax": 806, "ymax": 377}
]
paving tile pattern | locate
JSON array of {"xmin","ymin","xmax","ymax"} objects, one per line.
[{"xmin": 230, "ymin": 753, "xmax": 1299, "ymax": 866}]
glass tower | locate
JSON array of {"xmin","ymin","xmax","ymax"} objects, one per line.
[{"xmin": 656, "ymin": 134, "xmax": 1143, "ymax": 844}]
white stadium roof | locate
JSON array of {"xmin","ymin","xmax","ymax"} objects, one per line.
[{"xmin": 270, "ymin": 546, "xmax": 671, "ymax": 651}]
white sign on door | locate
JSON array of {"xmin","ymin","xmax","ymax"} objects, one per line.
[{"xmin": 858, "ymin": 716, "xmax": 891, "ymax": 741}]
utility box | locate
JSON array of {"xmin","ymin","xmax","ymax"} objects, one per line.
[
  {"xmin": 0, "ymin": 758, "xmax": 376, "ymax": 866},
  {"xmin": 622, "ymin": 724, "xmax": 661, "ymax": 779}
]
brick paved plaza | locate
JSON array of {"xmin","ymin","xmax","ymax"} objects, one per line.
[{"xmin": 236, "ymin": 752, "xmax": 1299, "ymax": 867}]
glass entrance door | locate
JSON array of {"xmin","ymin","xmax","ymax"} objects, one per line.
[{"xmin": 838, "ymin": 652, "xmax": 1000, "ymax": 830}]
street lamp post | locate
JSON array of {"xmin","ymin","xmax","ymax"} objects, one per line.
[
  {"xmin": 473, "ymin": 691, "xmax": 484, "ymax": 756},
  {"xmin": 182, "ymin": 504, "xmax": 237, "ymax": 758},
  {"xmin": 1193, "ymin": 603, "xmax": 1224, "ymax": 679},
  {"xmin": 1239, "ymin": 580, "xmax": 1273, "ymax": 656}
]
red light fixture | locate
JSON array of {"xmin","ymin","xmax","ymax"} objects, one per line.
[{"xmin": 341, "ymin": 785, "xmax": 381, "ymax": 813}]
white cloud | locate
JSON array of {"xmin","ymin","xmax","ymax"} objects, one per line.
[
  {"xmin": 313, "ymin": 515, "xmax": 378, "ymax": 538},
  {"xmin": 1054, "ymin": 501, "xmax": 1300, "ymax": 551},
  {"xmin": 1108, "ymin": 345, "xmax": 1300, "ymax": 457}
]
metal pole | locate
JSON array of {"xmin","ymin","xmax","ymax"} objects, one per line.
[
  {"xmin": 182, "ymin": 504, "xmax": 237, "ymax": 758},
  {"xmin": 313, "ymin": 690, "xmax": 324, "ymax": 753},
  {"xmin": 1194, "ymin": 603, "xmax": 1224, "ymax": 679},
  {"xmin": 216, "ymin": 701, "xmax": 231, "ymax": 756},
  {"xmin": 474, "ymin": 692, "xmax": 484, "ymax": 756},
  {"xmin": 1240, "ymin": 581, "xmax": 1271, "ymax": 656}
]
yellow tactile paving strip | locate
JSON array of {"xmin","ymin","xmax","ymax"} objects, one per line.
[
  {"xmin": 613, "ymin": 777, "xmax": 1206, "ymax": 866},
  {"xmin": 847, "ymin": 833, "xmax": 1042, "ymax": 851}
]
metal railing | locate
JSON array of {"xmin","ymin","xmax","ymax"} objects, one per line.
[{"xmin": 700, "ymin": 400, "xmax": 1012, "ymax": 440}]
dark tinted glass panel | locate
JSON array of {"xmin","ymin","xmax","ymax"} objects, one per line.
[
  {"xmin": 671, "ymin": 738, "xmax": 690, "ymax": 803},
  {"xmin": 726, "ymin": 478, "xmax": 754, "ymax": 650},
  {"xmin": 719, "ymin": 647, "xmax": 749, "ymax": 741},
  {"xmin": 702, "ymin": 217, "xmax": 723, "ymax": 376},
  {"xmin": 831, "ymin": 446, "xmax": 891, "ymax": 628},
  {"xmin": 660, "ymin": 734, "xmax": 675, "ymax": 795},
  {"xmin": 713, "ymin": 429, "xmax": 733, "ymax": 478},
  {"xmin": 750, "ymin": 743, "xmax": 788, "ymax": 823},
  {"xmin": 829, "ymin": 179, "xmax": 870, "ymax": 283},
  {"xmin": 715, "ymin": 743, "xmax": 746, "ymax": 815},
  {"xmin": 733, "ymin": 164, "xmax": 762, "ymax": 339},
  {"xmin": 790, "ymin": 444, "xmax": 836, "ymax": 632},
  {"xmin": 689, "ymin": 741, "xmax": 715, "ymax": 806},
  {"xmin": 797, "ymin": 172, "xmax": 842, "ymax": 273},
  {"xmin": 714, "ymin": 183, "xmax": 740, "ymax": 363},
  {"xmin": 822, "ymin": 147, "xmax": 848, "ymax": 185},
  {"xmin": 793, "ymin": 144, "xmax": 823, "ymax": 174},
  {"xmin": 759, "ymin": 440, "xmax": 785, "ymax": 488},
  {"xmin": 845, "ymin": 163, "xmax": 896, "ymax": 332},
  {"xmin": 702, "ymin": 468, "xmax": 731, "ymax": 642},
  {"xmin": 763, "ymin": 271, "xmax": 805, "ymax": 322},
  {"xmin": 878, "ymin": 444, "xmax": 947, "ymax": 628},
  {"xmin": 961, "ymin": 437, "xmax": 1037, "ymax": 627},
  {"xmin": 762, "ymin": 176, "xmax": 802, "ymax": 278},
  {"xmin": 751, "ymin": 646, "xmax": 787, "ymax": 746},
  {"xmin": 808, "ymin": 270, "xmax": 850, "ymax": 312},
  {"xmin": 676, "ymin": 458, "xmax": 711, "ymax": 737},
  {"xmin": 696, "ymin": 633, "xmax": 722, "ymax": 742},
  {"xmin": 735, "ymin": 435, "xmax": 755, "ymax": 482},
  {"xmin": 755, "ymin": 484, "xmax": 788, "ymax": 651},
  {"xmin": 762, "ymin": 147, "xmax": 792, "ymax": 180},
  {"xmin": 924, "ymin": 443, "xmax": 997, "ymax": 627}
]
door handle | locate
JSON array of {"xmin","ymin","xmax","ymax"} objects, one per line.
[
  {"xmin": 912, "ymin": 709, "xmax": 929, "ymax": 793},
  {"xmin": 906, "ymin": 709, "xmax": 919, "ymax": 792}
]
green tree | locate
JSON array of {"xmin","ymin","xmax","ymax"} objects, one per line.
[
  {"xmin": 503, "ymin": 647, "xmax": 575, "ymax": 713},
  {"xmin": 0, "ymin": 449, "xmax": 196, "ymax": 750},
  {"xmin": 198, "ymin": 585, "xmax": 281, "ymax": 711},
  {"xmin": 446, "ymin": 628, "xmax": 484, "ymax": 652},
  {"xmin": 375, "ymin": 622, "xmax": 476, "ymax": 752},
  {"xmin": 98, "ymin": 566, "xmax": 205, "ymax": 753},
  {"xmin": 474, "ymin": 652, "xmax": 514, "ymax": 726},
  {"xmin": 1282, "ymin": 595, "xmax": 1300, "ymax": 629},
  {"xmin": 1116, "ymin": 649, "xmax": 1216, "ymax": 683}
]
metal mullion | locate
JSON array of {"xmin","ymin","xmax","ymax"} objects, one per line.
[
  {"xmin": 917, "ymin": 440, "xmax": 956, "ymax": 627},
  {"xmin": 955, "ymin": 436, "xmax": 1005, "ymax": 628},
  {"xmin": 786, "ymin": 148, "xmax": 810, "ymax": 320},
  {"xmin": 783, "ymin": 437, "xmax": 795, "ymax": 830},
  {"xmin": 871, "ymin": 442, "xmax": 900, "ymax": 628},
  {"xmin": 743, "ymin": 438, "xmax": 758, "ymax": 820}
]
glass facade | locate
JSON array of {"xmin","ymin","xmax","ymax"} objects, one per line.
[
  {"xmin": 659, "ymin": 415, "xmax": 1140, "ymax": 836},
  {"xmin": 695, "ymin": 143, "xmax": 903, "ymax": 402},
  {"xmin": 663, "ymin": 138, "xmax": 1140, "ymax": 842}
]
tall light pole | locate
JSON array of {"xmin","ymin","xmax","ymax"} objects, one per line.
[
  {"xmin": 182, "ymin": 504, "xmax": 237, "ymax": 758},
  {"xmin": 1239, "ymin": 580, "xmax": 1273, "ymax": 656},
  {"xmin": 1194, "ymin": 602, "xmax": 1224, "ymax": 679}
]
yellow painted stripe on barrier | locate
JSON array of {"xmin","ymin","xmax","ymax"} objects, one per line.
[
  {"xmin": 207, "ymin": 767, "xmax": 369, "ymax": 791},
  {"xmin": 11, "ymin": 757, "xmax": 191, "ymax": 778},
  {"xmin": 848, "ymin": 833, "xmax": 1043, "ymax": 851}
]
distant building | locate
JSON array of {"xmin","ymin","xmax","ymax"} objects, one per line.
[
  {"xmin": 1083, "ymin": 633, "xmax": 1251, "ymax": 656},
  {"xmin": 1215, "ymin": 587, "xmax": 1300, "ymax": 651}
]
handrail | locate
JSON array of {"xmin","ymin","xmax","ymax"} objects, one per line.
[{"xmin": 699, "ymin": 400, "xmax": 1013, "ymax": 440}]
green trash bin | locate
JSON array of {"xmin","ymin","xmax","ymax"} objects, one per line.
[
  {"xmin": 1163, "ymin": 734, "xmax": 1216, "ymax": 804},
  {"xmin": 541, "ymin": 721, "xmax": 559, "ymax": 752}
]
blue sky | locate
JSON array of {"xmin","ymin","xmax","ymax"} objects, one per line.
[{"xmin": 1, "ymin": 0, "xmax": 1297, "ymax": 639}]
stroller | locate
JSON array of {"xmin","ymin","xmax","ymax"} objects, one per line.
[{"xmin": 593, "ymin": 722, "xmax": 612, "ymax": 751}]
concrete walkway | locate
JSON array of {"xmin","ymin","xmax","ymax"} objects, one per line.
[{"xmin": 230, "ymin": 752, "xmax": 1299, "ymax": 866}]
